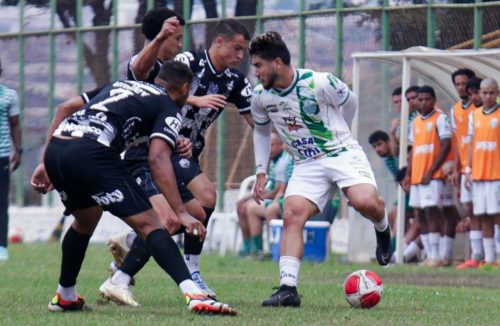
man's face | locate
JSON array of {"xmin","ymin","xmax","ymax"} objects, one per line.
[
  {"xmin": 417, "ymin": 92, "xmax": 435, "ymax": 115},
  {"xmin": 251, "ymin": 55, "xmax": 278, "ymax": 90},
  {"xmin": 392, "ymin": 94, "xmax": 402, "ymax": 113},
  {"xmin": 215, "ymin": 34, "xmax": 248, "ymax": 69},
  {"xmin": 270, "ymin": 135, "xmax": 283, "ymax": 159},
  {"xmin": 406, "ymin": 91, "xmax": 418, "ymax": 111},
  {"xmin": 468, "ymin": 88, "xmax": 482, "ymax": 107},
  {"xmin": 371, "ymin": 140, "xmax": 391, "ymax": 158},
  {"xmin": 479, "ymin": 84, "xmax": 499, "ymax": 108},
  {"xmin": 158, "ymin": 25, "xmax": 184, "ymax": 60},
  {"xmin": 453, "ymin": 74, "xmax": 470, "ymax": 100}
]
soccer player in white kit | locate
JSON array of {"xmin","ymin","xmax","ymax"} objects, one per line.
[{"xmin": 248, "ymin": 31, "xmax": 392, "ymax": 307}]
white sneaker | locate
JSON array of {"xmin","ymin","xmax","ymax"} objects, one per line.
[
  {"xmin": 191, "ymin": 271, "xmax": 216, "ymax": 299},
  {"xmin": 0, "ymin": 246, "xmax": 9, "ymax": 261},
  {"xmin": 185, "ymin": 293, "xmax": 237, "ymax": 315},
  {"xmin": 108, "ymin": 233, "xmax": 132, "ymax": 269},
  {"xmin": 99, "ymin": 278, "xmax": 139, "ymax": 307}
]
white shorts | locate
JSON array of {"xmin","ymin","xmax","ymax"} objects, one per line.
[
  {"xmin": 285, "ymin": 148, "xmax": 377, "ymax": 212},
  {"xmin": 441, "ymin": 181, "xmax": 456, "ymax": 207},
  {"xmin": 460, "ymin": 174, "xmax": 472, "ymax": 204},
  {"xmin": 409, "ymin": 180, "xmax": 443, "ymax": 209},
  {"xmin": 472, "ymin": 180, "xmax": 500, "ymax": 215}
]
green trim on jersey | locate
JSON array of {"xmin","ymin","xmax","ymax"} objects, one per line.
[{"xmin": 275, "ymin": 70, "xmax": 300, "ymax": 97}]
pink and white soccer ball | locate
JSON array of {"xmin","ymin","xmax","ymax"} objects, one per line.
[
  {"xmin": 343, "ymin": 269, "xmax": 383, "ymax": 308},
  {"xmin": 8, "ymin": 226, "xmax": 24, "ymax": 244}
]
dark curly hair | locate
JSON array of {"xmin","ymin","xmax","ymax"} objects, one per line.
[
  {"xmin": 141, "ymin": 8, "xmax": 185, "ymax": 41},
  {"xmin": 248, "ymin": 31, "xmax": 291, "ymax": 65}
]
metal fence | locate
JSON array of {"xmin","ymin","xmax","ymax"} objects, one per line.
[{"xmin": 0, "ymin": 0, "xmax": 499, "ymax": 210}]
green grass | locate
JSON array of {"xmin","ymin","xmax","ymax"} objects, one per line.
[{"xmin": 1, "ymin": 244, "xmax": 499, "ymax": 325}]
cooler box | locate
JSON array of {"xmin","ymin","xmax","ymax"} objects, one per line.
[{"xmin": 269, "ymin": 220, "xmax": 330, "ymax": 263}]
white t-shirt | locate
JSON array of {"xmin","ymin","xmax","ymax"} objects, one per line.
[{"xmin": 251, "ymin": 69, "xmax": 358, "ymax": 163}]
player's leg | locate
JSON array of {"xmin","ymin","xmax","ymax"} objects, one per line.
[
  {"xmin": 481, "ymin": 181, "xmax": 500, "ymax": 268},
  {"xmin": 494, "ymin": 214, "xmax": 500, "ymax": 266},
  {"xmin": 184, "ymin": 172, "xmax": 217, "ymax": 297},
  {"xmin": 0, "ymin": 157, "xmax": 10, "ymax": 261},
  {"xmin": 439, "ymin": 182, "xmax": 458, "ymax": 266},
  {"xmin": 247, "ymin": 200, "xmax": 266, "ymax": 256},
  {"xmin": 236, "ymin": 195, "xmax": 252, "ymax": 256},
  {"xmin": 261, "ymin": 160, "xmax": 327, "ymax": 307},
  {"xmin": 265, "ymin": 200, "xmax": 281, "ymax": 222}
]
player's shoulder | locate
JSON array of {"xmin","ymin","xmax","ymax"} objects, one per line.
[{"xmin": 0, "ymin": 84, "xmax": 17, "ymax": 98}]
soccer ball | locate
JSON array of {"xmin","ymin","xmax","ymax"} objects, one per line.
[
  {"xmin": 343, "ymin": 269, "xmax": 383, "ymax": 308},
  {"xmin": 8, "ymin": 226, "xmax": 24, "ymax": 244}
]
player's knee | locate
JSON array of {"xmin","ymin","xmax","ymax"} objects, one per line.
[
  {"xmin": 198, "ymin": 185, "xmax": 217, "ymax": 208},
  {"xmin": 352, "ymin": 194, "xmax": 384, "ymax": 216},
  {"xmin": 282, "ymin": 205, "xmax": 307, "ymax": 229},
  {"xmin": 236, "ymin": 198, "xmax": 248, "ymax": 216}
]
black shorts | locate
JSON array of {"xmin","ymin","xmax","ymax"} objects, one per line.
[
  {"xmin": 45, "ymin": 138, "xmax": 152, "ymax": 218},
  {"xmin": 127, "ymin": 161, "xmax": 194, "ymax": 203},
  {"xmin": 171, "ymin": 153, "xmax": 202, "ymax": 202}
]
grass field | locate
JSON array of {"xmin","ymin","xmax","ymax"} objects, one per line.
[{"xmin": 1, "ymin": 243, "xmax": 499, "ymax": 326}]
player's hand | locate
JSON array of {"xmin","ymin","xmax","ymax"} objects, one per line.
[
  {"xmin": 176, "ymin": 136, "xmax": 192, "ymax": 158},
  {"xmin": 191, "ymin": 94, "xmax": 227, "ymax": 111},
  {"xmin": 253, "ymin": 173, "xmax": 268, "ymax": 204},
  {"xmin": 464, "ymin": 172, "xmax": 472, "ymax": 191},
  {"xmin": 10, "ymin": 151, "xmax": 21, "ymax": 171},
  {"xmin": 421, "ymin": 171, "xmax": 433, "ymax": 185},
  {"xmin": 30, "ymin": 163, "xmax": 54, "ymax": 194},
  {"xmin": 401, "ymin": 175, "xmax": 411, "ymax": 192},
  {"xmin": 390, "ymin": 118, "xmax": 400, "ymax": 134},
  {"xmin": 179, "ymin": 212, "xmax": 206, "ymax": 241},
  {"xmin": 155, "ymin": 16, "xmax": 180, "ymax": 42},
  {"xmin": 449, "ymin": 169, "xmax": 460, "ymax": 186}
]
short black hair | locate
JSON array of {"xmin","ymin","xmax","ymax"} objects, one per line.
[
  {"xmin": 417, "ymin": 85, "xmax": 436, "ymax": 98},
  {"xmin": 466, "ymin": 76, "xmax": 482, "ymax": 92},
  {"xmin": 451, "ymin": 68, "xmax": 475, "ymax": 84},
  {"xmin": 141, "ymin": 8, "xmax": 185, "ymax": 41},
  {"xmin": 248, "ymin": 31, "xmax": 291, "ymax": 65},
  {"xmin": 395, "ymin": 167, "xmax": 407, "ymax": 183},
  {"xmin": 156, "ymin": 60, "xmax": 193, "ymax": 90},
  {"xmin": 405, "ymin": 85, "xmax": 420, "ymax": 96},
  {"xmin": 392, "ymin": 87, "xmax": 402, "ymax": 96},
  {"xmin": 368, "ymin": 130, "xmax": 390, "ymax": 145},
  {"xmin": 213, "ymin": 18, "xmax": 250, "ymax": 41}
]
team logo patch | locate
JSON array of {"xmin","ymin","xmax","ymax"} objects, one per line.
[
  {"xmin": 302, "ymin": 99, "xmax": 319, "ymax": 116},
  {"xmin": 179, "ymin": 158, "xmax": 191, "ymax": 169},
  {"xmin": 490, "ymin": 118, "xmax": 498, "ymax": 128},
  {"xmin": 426, "ymin": 122, "xmax": 433, "ymax": 132},
  {"xmin": 165, "ymin": 117, "xmax": 182, "ymax": 135},
  {"xmin": 92, "ymin": 190, "xmax": 124, "ymax": 206},
  {"xmin": 283, "ymin": 116, "xmax": 304, "ymax": 132}
]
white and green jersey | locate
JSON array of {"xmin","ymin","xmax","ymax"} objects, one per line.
[
  {"xmin": 0, "ymin": 84, "xmax": 20, "ymax": 158},
  {"xmin": 251, "ymin": 69, "xmax": 358, "ymax": 163}
]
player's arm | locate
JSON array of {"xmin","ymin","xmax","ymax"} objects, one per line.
[
  {"xmin": 449, "ymin": 107, "xmax": 461, "ymax": 185},
  {"xmin": 422, "ymin": 114, "xmax": 452, "ymax": 184},
  {"xmin": 149, "ymin": 138, "xmax": 205, "ymax": 239},
  {"xmin": 8, "ymin": 91, "xmax": 21, "ymax": 171},
  {"xmin": 320, "ymin": 73, "xmax": 355, "ymax": 125},
  {"xmin": 228, "ymin": 74, "xmax": 254, "ymax": 128},
  {"xmin": 464, "ymin": 111, "xmax": 474, "ymax": 190},
  {"xmin": 129, "ymin": 17, "xmax": 180, "ymax": 81},
  {"xmin": 402, "ymin": 122, "xmax": 414, "ymax": 191},
  {"xmin": 253, "ymin": 122, "xmax": 272, "ymax": 204}
]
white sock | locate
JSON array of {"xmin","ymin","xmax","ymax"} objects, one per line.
[
  {"xmin": 420, "ymin": 233, "xmax": 430, "ymax": 259},
  {"xmin": 428, "ymin": 232, "xmax": 440, "ymax": 261},
  {"xmin": 442, "ymin": 235, "xmax": 454, "ymax": 261},
  {"xmin": 179, "ymin": 279, "xmax": 203, "ymax": 295},
  {"xmin": 184, "ymin": 254, "xmax": 200, "ymax": 274},
  {"xmin": 495, "ymin": 225, "xmax": 500, "ymax": 257},
  {"xmin": 57, "ymin": 284, "xmax": 77, "ymax": 301},
  {"xmin": 403, "ymin": 240, "xmax": 420, "ymax": 261},
  {"xmin": 470, "ymin": 230, "xmax": 484, "ymax": 261},
  {"xmin": 126, "ymin": 231, "xmax": 137, "ymax": 249},
  {"xmin": 483, "ymin": 238, "xmax": 496, "ymax": 263},
  {"xmin": 439, "ymin": 236, "xmax": 446, "ymax": 260},
  {"xmin": 279, "ymin": 256, "xmax": 301, "ymax": 287},
  {"xmin": 373, "ymin": 214, "xmax": 389, "ymax": 232},
  {"xmin": 110, "ymin": 270, "xmax": 131, "ymax": 286}
]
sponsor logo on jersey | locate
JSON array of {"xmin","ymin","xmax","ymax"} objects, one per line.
[
  {"xmin": 491, "ymin": 118, "xmax": 498, "ymax": 128},
  {"xmin": 279, "ymin": 101, "xmax": 291, "ymax": 111},
  {"xmin": 241, "ymin": 84, "xmax": 252, "ymax": 97},
  {"xmin": 165, "ymin": 117, "xmax": 182, "ymax": 135},
  {"xmin": 92, "ymin": 190, "xmax": 124, "ymax": 206},
  {"xmin": 414, "ymin": 144, "xmax": 435, "ymax": 154},
  {"xmin": 265, "ymin": 104, "xmax": 278, "ymax": 113},
  {"xmin": 426, "ymin": 122, "xmax": 433, "ymax": 132},
  {"xmin": 291, "ymin": 137, "xmax": 315, "ymax": 147},
  {"xmin": 475, "ymin": 141, "xmax": 497, "ymax": 151},
  {"xmin": 179, "ymin": 158, "xmax": 191, "ymax": 169},
  {"xmin": 283, "ymin": 116, "xmax": 303, "ymax": 132},
  {"xmin": 136, "ymin": 177, "xmax": 142, "ymax": 186},
  {"xmin": 298, "ymin": 147, "xmax": 321, "ymax": 158}
]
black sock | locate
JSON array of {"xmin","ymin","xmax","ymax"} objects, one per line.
[
  {"xmin": 184, "ymin": 206, "xmax": 214, "ymax": 255},
  {"xmin": 120, "ymin": 236, "xmax": 151, "ymax": 277},
  {"xmin": 59, "ymin": 227, "xmax": 91, "ymax": 287},
  {"xmin": 146, "ymin": 228, "xmax": 191, "ymax": 285}
]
